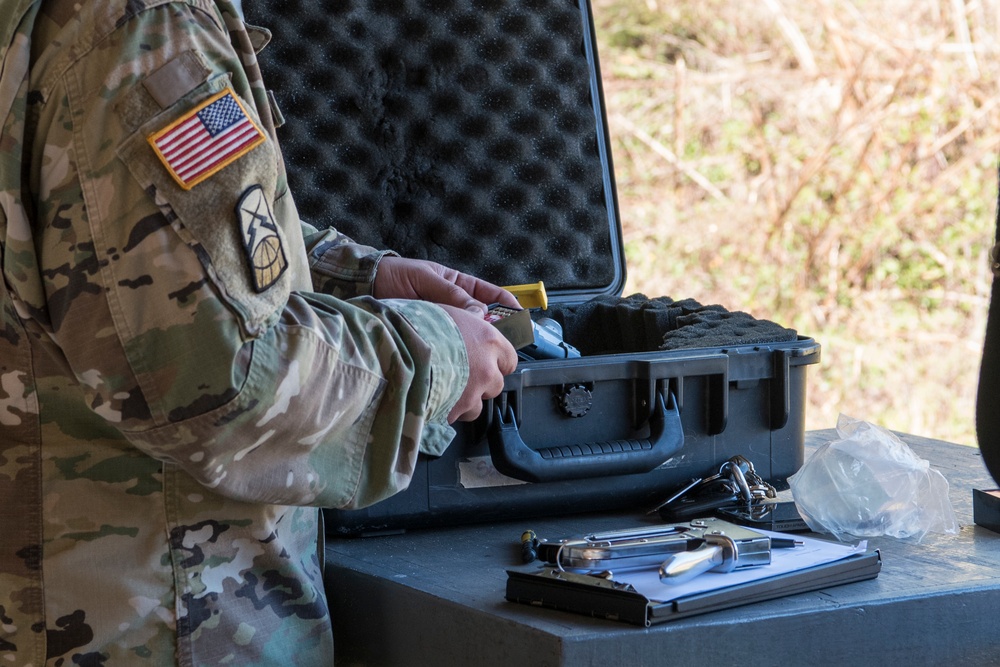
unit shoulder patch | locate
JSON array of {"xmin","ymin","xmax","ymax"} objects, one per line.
[
  {"xmin": 147, "ymin": 87, "xmax": 266, "ymax": 190},
  {"xmin": 236, "ymin": 185, "xmax": 288, "ymax": 292}
]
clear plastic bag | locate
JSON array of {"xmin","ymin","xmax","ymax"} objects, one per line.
[{"xmin": 788, "ymin": 415, "xmax": 959, "ymax": 542}]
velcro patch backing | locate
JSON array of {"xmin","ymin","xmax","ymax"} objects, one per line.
[{"xmin": 148, "ymin": 88, "xmax": 265, "ymax": 190}]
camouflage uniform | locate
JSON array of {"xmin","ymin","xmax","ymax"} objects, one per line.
[{"xmin": 0, "ymin": 0, "xmax": 469, "ymax": 664}]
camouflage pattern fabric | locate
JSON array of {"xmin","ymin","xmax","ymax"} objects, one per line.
[{"xmin": 0, "ymin": 0, "xmax": 469, "ymax": 664}]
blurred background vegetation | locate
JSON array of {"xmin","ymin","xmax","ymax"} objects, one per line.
[{"xmin": 592, "ymin": 0, "xmax": 998, "ymax": 445}]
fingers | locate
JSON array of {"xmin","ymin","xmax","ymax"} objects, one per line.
[
  {"xmin": 426, "ymin": 279, "xmax": 488, "ymax": 314},
  {"xmin": 495, "ymin": 337, "xmax": 519, "ymax": 375},
  {"xmin": 375, "ymin": 256, "xmax": 519, "ymax": 312},
  {"xmin": 442, "ymin": 305, "xmax": 519, "ymax": 423},
  {"xmin": 422, "ymin": 266, "xmax": 517, "ymax": 314},
  {"xmin": 376, "ymin": 259, "xmax": 522, "ymax": 423},
  {"xmin": 447, "ymin": 357, "xmax": 509, "ymax": 422},
  {"xmin": 447, "ymin": 391, "xmax": 489, "ymax": 423},
  {"xmin": 450, "ymin": 271, "xmax": 521, "ymax": 310}
]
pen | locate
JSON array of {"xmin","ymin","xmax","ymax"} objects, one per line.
[{"xmin": 771, "ymin": 538, "xmax": 804, "ymax": 549}]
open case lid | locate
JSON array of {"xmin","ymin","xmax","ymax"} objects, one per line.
[{"xmin": 244, "ymin": 0, "xmax": 626, "ymax": 304}]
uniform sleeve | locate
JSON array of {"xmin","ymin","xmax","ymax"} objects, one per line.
[
  {"xmin": 299, "ymin": 220, "xmax": 399, "ymax": 300},
  {"xmin": 28, "ymin": 2, "xmax": 467, "ymax": 509}
]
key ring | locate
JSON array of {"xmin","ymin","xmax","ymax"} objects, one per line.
[
  {"xmin": 726, "ymin": 455, "xmax": 777, "ymax": 503},
  {"xmin": 722, "ymin": 459, "xmax": 753, "ymax": 505},
  {"xmin": 651, "ymin": 455, "xmax": 778, "ymax": 519}
]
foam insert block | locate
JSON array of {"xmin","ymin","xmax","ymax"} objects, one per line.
[
  {"xmin": 244, "ymin": 0, "xmax": 619, "ymax": 292},
  {"xmin": 245, "ymin": 1, "xmax": 798, "ymax": 352}
]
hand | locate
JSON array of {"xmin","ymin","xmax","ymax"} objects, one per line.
[
  {"xmin": 374, "ymin": 257, "xmax": 520, "ymax": 314},
  {"xmin": 440, "ymin": 305, "xmax": 519, "ymax": 422}
]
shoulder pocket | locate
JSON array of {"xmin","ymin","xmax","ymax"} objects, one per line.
[{"xmin": 117, "ymin": 74, "xmax": 290, "ymax": 337}]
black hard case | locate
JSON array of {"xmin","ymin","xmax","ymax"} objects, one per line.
[{"xmin": 246, "ymin": 0, "xmax": 821, "ymax": 535}]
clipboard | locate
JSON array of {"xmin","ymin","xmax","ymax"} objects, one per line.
[{"xmin": 505, "ymin": 549, "xmax": 881, "ymax": 627}]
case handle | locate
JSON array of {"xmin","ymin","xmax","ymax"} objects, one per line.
[{"xmin": 487, "ymin": 391, "xmax": 684, "ymax": 483}]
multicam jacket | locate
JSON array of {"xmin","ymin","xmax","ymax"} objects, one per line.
[{"xmin": 0, "ymin": 0, "xmax": 469, "ymax": 664}]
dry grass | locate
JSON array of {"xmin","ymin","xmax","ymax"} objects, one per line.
[{"xmin": 593, "ymin": 0, "xmax": 999, "ymax": 445}]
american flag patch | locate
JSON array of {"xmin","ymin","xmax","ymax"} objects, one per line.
[{"xmin": 147, "ymin": 88, "xmax": 265, "ymax": 190}]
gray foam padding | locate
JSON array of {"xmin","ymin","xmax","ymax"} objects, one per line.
[
  {"xmin": 244, "ymin": 0, "xmax": 621, "ymax": 292},
  {"xmin": 244, "ymin": 0, "xmax": 797, "ymax": 352}
]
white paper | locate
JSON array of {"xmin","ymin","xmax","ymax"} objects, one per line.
[
  {"xmin": 620, "ymin": 530, "xmax": 868, "ymax": 603},
  {"xmin": 457, "ymin": 456, "xmax": 527, "ymax": 488}
]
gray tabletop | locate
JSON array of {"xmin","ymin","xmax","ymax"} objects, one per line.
[{"xmin": 324, "ymin": 430, "xmax": 1000, "ymax": 666}]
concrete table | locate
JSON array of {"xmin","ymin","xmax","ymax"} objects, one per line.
[{"xmin": 323, "ymin": 430, "xmax": 1000, "ymax": 666}]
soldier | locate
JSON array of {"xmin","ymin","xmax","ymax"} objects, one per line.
[{"xmin": 0, "ymin": 0, "xmax": 518, "ymax": 664}]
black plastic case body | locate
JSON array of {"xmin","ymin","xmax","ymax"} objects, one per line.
[{"xmin": 245, "ymin": 0, "xmax": 821, "ymax": 536}]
